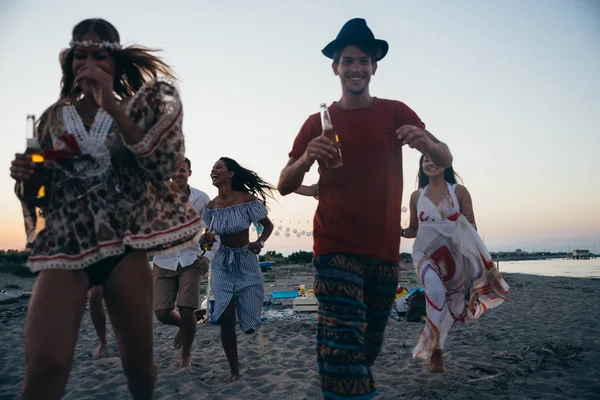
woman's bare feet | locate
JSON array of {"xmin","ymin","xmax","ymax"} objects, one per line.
[
  {"xmin": 224, "ymin": 372, "xmax": 239, "ymax": 383},
  {"xmin": 179, "ymin": 356, "xmax": 192, "ymax": 368},
  {"xmin": 429, "ymin": 349, "xmax": 445, "ymax": 372},
  {"xmin": 91, "ymin": 339, "xmax": 108, "ymax": 360}
]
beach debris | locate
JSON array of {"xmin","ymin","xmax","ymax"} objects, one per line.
[
  {"xmin": 261, "ymin": 308, "xmax": 317, "ymax": 321},
  {"xmin": 466, "ymin": 370, "xmax": 504, "ymax": 382},
  {"xmin": 0, "ymin": 290, "xmax": 31, "ymax": 305},
  {"xmin": 260, "ymin": 357, "xmax": 271, "ymax": 365},
  {"xmin": 472, "ymin": 365, "xmax": 498, "ymax": 374},
  {"xmin": 465, "ymin": 371, "xmax": 508, "ymax": 383},
  {"xmin": 492, "ymin": 351, "xmax": 524, "ymax": 362},
  {"xmin": 0, "ymin": 305, "xmax": 28, "ymax": 323},
  {"xmin": 390, "ymin": 310, "xmax": 404, "ymax": 322},
  {"xmin": 465, "ymin": 341, "xmax": 584, "ymax": 385}
]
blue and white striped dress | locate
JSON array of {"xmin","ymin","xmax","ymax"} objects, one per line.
[{"xmin": 202, "ymin": 199, "xmax": 267, "ymax": 333}]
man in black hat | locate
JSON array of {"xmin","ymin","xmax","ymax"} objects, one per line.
[{"xmin": 278, "ymin": 18, "xmax": 453, "ymax": 398}]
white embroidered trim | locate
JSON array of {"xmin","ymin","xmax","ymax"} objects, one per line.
[
  {"xmin": 61, "ymin": 106, "xmax": 113, "ymax": 177},
  {"xmin": 123, "ymin": 77, "xmax": 182, "ymax": 157},
  {"xmin": 27, "ymin": 218, "xmax": 203, "ymax": 271}
]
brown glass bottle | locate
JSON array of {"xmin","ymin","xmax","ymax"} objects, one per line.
[
  {"xmin": 320, "ymin": 103, "xmax": 343, "ymax": 168},
  {"xmin": 20, "ymin": 115, "xmax": 45, "ymax": 205}
]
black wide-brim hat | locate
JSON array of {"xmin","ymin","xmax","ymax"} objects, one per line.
[{"xmin": 322, "ymin": 18, "xmax": 389, "ymax": 62}]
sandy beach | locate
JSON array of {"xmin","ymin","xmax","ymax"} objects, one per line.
[{"xmin": 1, "ymin": 263, "xmax": 599, "ymax": 399}]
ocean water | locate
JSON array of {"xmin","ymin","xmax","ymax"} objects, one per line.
[{"xmin": 498, "ymin": 258, "xmax": 600, "ymax": 279}]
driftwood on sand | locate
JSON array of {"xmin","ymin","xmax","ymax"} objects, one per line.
[{"xmin": 465, "ymin": 341, "xmax": 584, "ymax": 387}]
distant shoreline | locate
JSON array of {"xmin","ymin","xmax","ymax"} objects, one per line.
[
  {"xmin": 495, "ymin": 255, "xmax": 568, "ymax": 262},
  {"xmin": 494, "ymin": 254, "xmax": 597, "ymax": 262}
]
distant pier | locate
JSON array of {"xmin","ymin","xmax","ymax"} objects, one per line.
[{"xmin": 572, "ymin": 249, "xmax": 596, "ymax": 260}]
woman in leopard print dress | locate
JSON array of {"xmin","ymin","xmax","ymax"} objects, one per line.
[{"xmin": 9, "ymin": 18, "xmax": 202, "ymax": 399}]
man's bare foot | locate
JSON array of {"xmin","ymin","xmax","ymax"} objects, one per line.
[
  {"xmin": 179, "ymin": 356, "xmax": 192, "ymax": 368},
  {"xmin": 173, "ymin": 329, "xmax": 182, "ymax": 350},
  {"xmin": 91, "ymin": 340, "xmax": 108, "ymax": 360},
  {"xmin": 224, "ymin": 373, "xmax": 239, "ymax": 383},
  {"xmin": 430, "ymin": 349, "xmax": 445, "ymax": 372}
]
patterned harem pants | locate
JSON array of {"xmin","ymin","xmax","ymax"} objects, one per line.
[{"xmin": 313, "ymin": 253, "xmax": 399, "ymax": 399}]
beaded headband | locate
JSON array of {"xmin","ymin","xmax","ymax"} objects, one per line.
[{"xmin": 69, "ymin": 39, "xmax": 122, "ymax": 50}]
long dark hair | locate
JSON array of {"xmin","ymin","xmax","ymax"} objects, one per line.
[
  {"xmin": 38, "ymin": 18, "xmax": 176, "ymax": 139},
  {"xmin": 417, "ymin": 155, "xmax": 462, "ymax": 188},
  {"xmin": 59, "ymin": 18, "xmax": 176, "ymax": 100},
  {"xmin": 220, "ymin": 157, "xmax": 276, "ymax": 205}
]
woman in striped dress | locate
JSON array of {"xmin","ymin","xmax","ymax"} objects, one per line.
[
  {"xmin": 402, "ymin": 155, "xmax": 509, "ymax": 372},
  {"xmin": 200, "ymin": 157, "xmax": 275, "ymax": 383}
]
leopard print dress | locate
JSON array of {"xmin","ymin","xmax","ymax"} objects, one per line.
[{"xmin": 16, "ymin": 78, "xmax": 203, "ymax": 272}]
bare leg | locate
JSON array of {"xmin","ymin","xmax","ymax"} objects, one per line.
[
  {"xmin": 104, "ymin": 252, "xmax": 156, "ymax": 400},
  {"xmin": 422, "ymin": 265, "xmax": 449, "ymax": 372},
  {"xmin": 21, "ymin": 269, "xmax": 89, "ymax": 400},
  {"xmin": 219, "ymin": 300, "xmax": 239, "ymax": 383},
  {"xmin": 178, "ymin": 306, "xmax": 196, "ymax": 367},
  {"xmin": 430, "ymin": 348, "xmax": 445, "ymax": 372},
  {"xmin": 155, "ymin": 308, "xmax": 182, "ymax": 349},
  {"xmin": 89, "ymin": 285, "xmax": 108, "ymax": 359}
]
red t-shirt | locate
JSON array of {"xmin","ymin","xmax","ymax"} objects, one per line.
[{"xmin": 289, "ymin": 98, "xmax": 425, "ymax": 262}]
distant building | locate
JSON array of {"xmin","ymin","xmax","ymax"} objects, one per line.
[{"xmin": 572, "ymin": 249, "xmax": 591, "ymax": 260}]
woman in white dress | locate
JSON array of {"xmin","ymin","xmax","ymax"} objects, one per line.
[{"xmin": 402, "ymin": 155, "xmax": 509, "ymax": 372}]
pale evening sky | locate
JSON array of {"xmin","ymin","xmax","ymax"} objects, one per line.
[{"xmin": 0, "ymin": 0, "xmax": 598, "ymax": 255}]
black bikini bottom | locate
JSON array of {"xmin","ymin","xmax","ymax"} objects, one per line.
[{"xmin": 84, "ymin": 248, "xmax": 132, "ymax": 287}]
